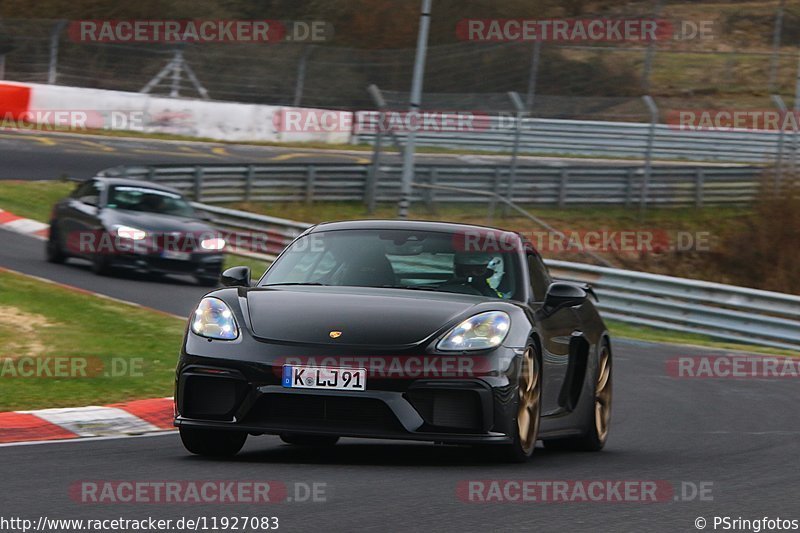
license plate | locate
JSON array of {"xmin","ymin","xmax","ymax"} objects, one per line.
[
  {"xmin": 162, "ymin": 250, "xmax": 191, "ymax": 261},
  {"xmin": 282, "ymin": 365, "xmax": 366, "ymax": 391}
]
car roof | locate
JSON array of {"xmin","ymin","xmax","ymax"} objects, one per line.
[
  {"xmin": 308, "ymin": 219, "xmax": 520, "ymax": 237},
  {"xmin": 92, "ymin": 177, "xmax": 184, "ymax": 196}
]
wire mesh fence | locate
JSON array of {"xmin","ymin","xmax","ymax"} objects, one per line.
[{"xmin": 1, "ymin": 3, "xmax": 800, "ymax": 118}]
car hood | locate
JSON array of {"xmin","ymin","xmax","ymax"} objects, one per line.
[
  {"xmin": 101, "ymin": 209, "xmax": 214, "ymax": 233},
  {"xmin": 245, "ymin": 286, "xmax": 483, "ymax": 347}
]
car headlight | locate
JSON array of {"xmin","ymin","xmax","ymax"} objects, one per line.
[
  {"xmin": 191, "ymin": 298, "xmax": 239, "ymax": 340},
  {"xmin": 200, "ymin": 237, "xmax": 226, "ymax": 250},
  {"xmin": 437, "ymin": 311, "xmax": 510, "ymax": 351},
  {"xmin": 113, "ymin": 225, "xmax": 147, "ymax": 240}
]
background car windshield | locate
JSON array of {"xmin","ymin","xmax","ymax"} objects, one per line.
[
  {"xmin": 261, "ymin": 229, "xmax": 520, "ymax": 300},
  {"xmin": 107, "ymin": 186, "xmax": 195, "ymax": 218}
]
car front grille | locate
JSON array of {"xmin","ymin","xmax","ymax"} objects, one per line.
[{"xmin": 246, "ymin": 394, "xmax": 402, "ymax": 432}]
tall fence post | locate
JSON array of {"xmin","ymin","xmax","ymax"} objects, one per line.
[
  {"xmin": 293, "ymin": 47, "xmax": 312, "ymax": 107},
  {"xmin": 48, "ymin": 20, "xmax": 67, "ymax": 84},
  {"xmin": 641, "ymin": 0, "xmax": 664, "ymax": 92},
  {"xmin": 525, "ymin": 41, "xmax": 541, "ymax": 110},
  {"xmin": 193, "ymin": 167, "xmax": 204, "ymax": 202},
  {"xmin": 366, "ymin": 84, "xmax": 390, "ymax": 214},
  {"xmin": 772, "ymin": 94, "xmax": 787, "ymax": 192},
  {"xmin": 640, "ymin": 95, "xmax": 659, "ymax": 215},
  {"xmin": 504, "ymin": 91, "xmax": 527, "ymax": 216},
  {"xmin": 769, "ymin": 0, "xmax": 786, "ymax": 92}
]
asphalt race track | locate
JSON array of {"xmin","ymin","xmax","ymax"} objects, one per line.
[
  {"xmin": 0, "ymin": 129, "xmax": 659, "ymax": 181},
  {"xmin": 1, "ymin": 225, "xmax": 799, "ymax": 532}
]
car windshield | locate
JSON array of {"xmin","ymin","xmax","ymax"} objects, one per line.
[
  {"xmin": 106, "ymin": 186, "xmax": 195, "ymax": 218},
  {"xmin": 260, "ymin": 229, "xmax": 521, "ymax": 300}
]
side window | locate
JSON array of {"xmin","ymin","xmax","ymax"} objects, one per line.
[{"xmin": 527, "ymin": 253, "xmax": 551, "ymax": 301}]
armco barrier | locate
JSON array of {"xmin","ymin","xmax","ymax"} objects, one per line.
[
  {"xmin": 353, "ymin": 114, "xmax": 792, "ymax": 163},
  {"xmin": 183, "ymin": 201, "xmax": 800, "ymax": 352},
  {"xmin": 101, "ymin": 162, "xmax": 767, "ymax": 207}
]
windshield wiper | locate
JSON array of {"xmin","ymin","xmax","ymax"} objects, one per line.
[
  {"xmin": 379, "ymin": 285, "xmax": 441, "ymax": 292},
  {"xmin": 261, "ymin": 282, "xmax": 327, "ymax": 287}
]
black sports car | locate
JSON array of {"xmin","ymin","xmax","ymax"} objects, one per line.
[
  {"xmin": 47, "ymin": 177, "xmax": 225, "ymax": 285},
  {"xmin": 175, "ymin": 220, "xmax": 612, "ymax": 462}
]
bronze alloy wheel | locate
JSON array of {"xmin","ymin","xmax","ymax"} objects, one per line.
[
  {"xmin": 595, "ymin": 344, "xmax": 612, "ymax": 444},
  {"xmin": 517, "ymin": 346, "xmax": 541, "ymax": 455}
]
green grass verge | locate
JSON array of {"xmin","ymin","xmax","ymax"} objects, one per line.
[
  {"xmin": 0, "ymin": 180, "xmax": 74, "ymax": 223},
  {"xmin": 0, "ymin": 270, "xmax": 184, "ymax": 411},
  {"xmin": 606, "ymin": 319, "xmax": 797, "ymax": 358}
]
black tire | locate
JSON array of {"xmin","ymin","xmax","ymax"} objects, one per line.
[
  {"xmin": 46, "ymin": 224, "xmax": 66, "ymax": 264},
  {"xmin": 90, "ymin": 253, "xmax": 112, "ymax": 276},
  {"xmin": 544, "ymin": 340, "xmax": 612, "ymax": 452},
  {"xmin": 493, "ymin": 344, "xmax": 542, "ymax": 463},
  {"xmin": 280, "ymin": 434, "xmax": 340, "ymax": 447},
  {"xmin": 179, "ymin": 427, "xmax": 247, "ymax": 457},
  {"xmin": 196, "ymin": 275, "xmax": 220, "ymax": 287}
]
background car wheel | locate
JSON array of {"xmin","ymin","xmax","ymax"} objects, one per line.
[
  {"xmin": 179, "ymin": 427, "xmax": 247, "ymax": 457},
  {"xmin": 280, "ymin": 434, "xmax": 340, "ymax": 446},
  {"xmin": 544, "ymin": 340, "xmax": 612, "ymax": 452},
  {"xmin": 494, "ymin": 344, "xmax": 541, "ymax": 463},
  {"xmin": 90, "ymin": 253, "xmax": 112, "ymax": 276},
  {"xmin": 45, "ymin": 224, "xmax": 65, "ymax": 264},
  {"xmin": 196, "ymin": 274, "xmax": 220, "ymax": 287}
]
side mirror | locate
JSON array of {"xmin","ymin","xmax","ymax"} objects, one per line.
[
  {"xmin": 220, "ymin": 266, "xmax": 251, "ymax": 288},
  {"xmin": 543, "ymin": 282, "xmax": 587, "ymax": 312}
]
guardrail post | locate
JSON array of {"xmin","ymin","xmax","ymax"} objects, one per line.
[
  {"xmin": 244, "ymin": 165, "xmax": 254, "ymax": 202},
  {"xmin": 146, "ymin": 167, "xmax": 155, "ymax": 182},
  {"xmin": 193, "ymin": 167, "xmax": 204, "ymax": 202},
  {"xmin": 625, "ymin": 168, "xmax": 635, "ymax": 207},
  {"xmin": 424, "ymin": 167, "xmax": 438, "ymax": 210},
  {"xmin": 305, "ymin": 165, "xmax": 317, "ymax": 205},
  {"xmin": 695, "ymin": 168, "xmax": 705, "ymax": 207},
  {"xmin": 558, "ymin": 169, "xmax": 569, "ymax": 207},
  {"xmin": 488, "ymin": 167, "xmax": 502, "ymax": 221}
]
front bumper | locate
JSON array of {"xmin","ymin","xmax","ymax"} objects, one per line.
[
  {"xmin": 174, "ymin": 349, "xmax": 520, "ymax": 444},
  {"xmin": 109, "ymin": 252, "xmax": 223, "ymax": 276}
]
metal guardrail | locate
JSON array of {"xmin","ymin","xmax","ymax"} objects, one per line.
[
  {"xmin": 547, "ymin": 260, "xmax": 800, "ymax": 351},
  {"xmin": 182, "ymin": 200, "xmax": 800, "ymax": 352},
  {"xmin": 101, "ymin": 163, "xmax": 766, "ymax": 207},
  {"xmin": 354, "ymin": 115, "xmax": 794, "ymax": 163}
]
